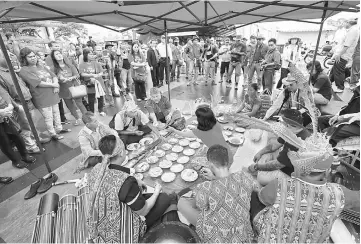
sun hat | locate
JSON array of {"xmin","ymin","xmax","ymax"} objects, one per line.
[
  {"xmin": 192, "ymin": 35, "xmax": 200, "ymax": 41},
  {"xmin": 122, "ymin": 100, "xmax": 139, "ymax": 112}
]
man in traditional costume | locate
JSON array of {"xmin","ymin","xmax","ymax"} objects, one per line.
[{"xmin": 251, "ymin": 125, "xmax": 360, "ymax": 243}]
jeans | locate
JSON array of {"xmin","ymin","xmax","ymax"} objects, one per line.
[
  {"xmin": 63, "ymin": 97, "xmax": 88, "ymax": 120},
  {"xmin": 171, "ymin": 59, "xmax": 182, "ymax": 79},
  {"xmin": 313, "ymin": 93, "xmax": 329, "ymax": 105},
  {"xmin": 329, "ymin": 57, "xmax": 347, "ymax": 90},
  {"xmin": 351, "ymin": 52, "xmax": 360, "ymax": 84},
  {"xmin": 159, "ymin": 57, "xmax": 170, "ymax": 82},
  {"xmin": 15, "ymin": 103, "xmax": 38, "ymax": 150},
  {"xmin": 220, "ymin": 61, "xmax": 230, "ymax": 78},
  {"xmin": 277, "ymin": 67, "xmax": 290, "ymax": 88},
  {"xmin": 87, "ymin": 94, "xmax": 104, "ymax": 113},
  {"xmin": 204, "ymin": 61, "xmax": 215, "ymax": 82},
  {"xmin": 38, "ymin": 104, "xmax": 63, "ymax": 136},
  {"xmin": 185, "ymin": 59, "xmax": 192, "ymax": 78},
  {"xmin": 121, "ymin": 68, "xmax": 134, "ymax": 92},
  {"xmin": 134, "ymin": 80, "xmax": 146, "ymax": 100},
  {"xmin": 227, "ymin": 62, "xmax": 242, "ymax": 84},
  {"xmin": 262, "ymin": 69, "xmax": 275, "ymax": 92},
  {"xmin": 103, "ymin": 79, "xmax": 115, "ymax": 104},
  {"xmin": 188, "ymin": 59, "xmax": 198, "ymax": 83},
  {"xmin": 248, "ymin": 62, "xmax": 263, "ymax": 85},
  {"xmin": 150, "ymin": 65, "xmax": 159, "ymax": 87},
  {"xmin": 58, "ymin": 100, "xmax": 67, "ymax": 122},
  {"xmin": 0, "ymin": 122, "xmax": 27, "ymax": 162}
]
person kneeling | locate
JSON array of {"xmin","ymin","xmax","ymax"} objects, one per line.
[
  {"xmin": 145, "ymin": 87, "xmax": 186, "ymax": 130},
  {"xmin": 87, "ymin": 135, "xmax": 172, "ymax": 243},
  {"xmin": 177, "ymin": 144, "xmax": 257, "ymax": 243},
  {"xmin": 110, "ymin": 100, "xmax": 157, "ymax": 145}
]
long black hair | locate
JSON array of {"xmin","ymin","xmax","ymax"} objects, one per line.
[
  {"xmin": 50, "ymin": 50, "xmax": 72, "ymax": 75},
  {"xmin": 196, "ymin": 106, "xmax": 217, "ymax": 131}
]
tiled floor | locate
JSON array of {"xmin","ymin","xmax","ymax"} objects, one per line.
[{"xmin": 0, "ymin": 71, "xmax": 354, "ymax": 243}]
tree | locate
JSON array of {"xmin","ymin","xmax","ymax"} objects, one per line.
[{"xmin": 53, "ymin": 22, "xmax": 88, "ymax": 39}]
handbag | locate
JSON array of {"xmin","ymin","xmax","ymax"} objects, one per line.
[{"xmin": 69, "ymin": 78, "xmax": 87, "ymax": 98}]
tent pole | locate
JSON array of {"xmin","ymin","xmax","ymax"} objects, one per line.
[
  {"xmin": 205, "ymin": 1, "xmax": 208, "ymax": 25},
  {"xmin": 0, "ymin": 7, "xmax": 14, "ymax": 19},
  {"xmin": 308, "ymin": 1, "xmax": 329, "ymax": 84},
  {"xmin": 0, "ymin": 35, "xmax": 52, "ymax": 174},
  {"xmin": 164, "ymin": 20, "xmax": 171, "ymax": 102},
  {"xmin": 178, "ymin": 1, "xmax": 202, "ymax": 24}
]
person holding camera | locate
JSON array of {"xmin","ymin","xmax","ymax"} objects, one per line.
[{"xmin": 260, "ymin": 38, "xmax": 281, "ymax": 93}]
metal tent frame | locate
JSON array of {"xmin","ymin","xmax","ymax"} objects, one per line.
[{"xmin": 0, "ymin": 0, "xmax": 359, "ymax": 173}]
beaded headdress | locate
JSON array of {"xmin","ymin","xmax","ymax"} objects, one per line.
[{"xmin": 270, "ymin": 122, "xmax": 304, "ymax": 150}]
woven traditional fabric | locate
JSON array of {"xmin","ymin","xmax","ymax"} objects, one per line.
[
  {"xmin": 194, "ymin": 171, "xmax": 257, "ymax": 243},
  {"xmin": 288, "ymin": 150, "xmax": 333, "ymax": 174},
  {"xmin": 87, "ymin": 165, "xmax": 146, "ymax": 243},
  {"xmin": 253, "ymin": 178, "xmax": 345, "ymax": 243}
]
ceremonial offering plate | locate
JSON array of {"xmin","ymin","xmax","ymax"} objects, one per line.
[
  {"xmin": 168, "ymin": 138, "xmax": 179, "ymax": 145},
  {"xmin": 149, "ymin": 167, "xmax": 163, "ymax": 177},
  {"xmin": 159, "ymin": 160, "xmax": 173, "ymax": 169},
  {"xmin": 223, "ymin": 125, "xmax": 234, "ymax": 131},
  {"xmin": 235, "ymin": 127, "xmax": 246, "ymax": 133},
  {"xmin": 177, "ymin": 156, "xmax": 190, "ymax": 164},
  {"xmin": 147, "ymin": 156, "xmax": 159, "ymax": 164},
  {"xmin": 189, "ymin": 141, "xmax": 201, "ymax": 149},
  {"xmin": 174, "ymin": 134, "xmax": 183, "ymax": 139},
  {"xmin": 179, "ymin": 139, "xmax": 190, "ymax": 147},
  {"xmin": 161, "ymin": 143, "xmax": 172, "ymax": 151},
  {"xmin": 172, "ymin": 145, "xmax": 184, "ymax": 153},
  {"xmin": 135, "ymin": 161, "xmax": 150, "ymax": 173},
  {"xmin": 187, "ymin": 125, "xmax": 197, "ymax": 130},
  {"xmin": 154, "ymin": 150, "xmax": 166, "ymax": 158},
  {"xmin": 183, "ymin": 148, "xmax": 195, "ymax": 156},
  {"xmin": 166, "ymin": 153, "xmax": 179, "ymax": 161},
  {"xmin": 223, "ymin": 130, "xmax": 233, "ymax": 137},
  {"xmin": 159, "ymin": 130, "xmax": 168, "ymax": 136},
  {"xmin": 139, "ymin": 137, "xmax": 154, "ymax": 146},
  {"xmin": 161, "ymin": 172, "xmax": 176, "ymax": 183},
  {"xmin": 196, "ymin": 138, "xmax": 202, "ymax": 143},
  {"xmin": 134, "ymin": 173, "xmax": 143, "ymax": 180},
  {"xmin": 191, "ymin": 120, "xmax": 198, "ymax": 125},
  {"xmin": 127, "ymin": 143, "xmax": 141, "ymax": 151},
  {"xmin": 217, "ymin": 116, "xmax": 229, "ymax": 124},
  {"xmin": 227, "ymin": 136, "xmax": 245, "ymax": 146},
  {"xmin": 181, "ymin": 169, "xmax": 198, "ymax": 182},
  {"xmin": 187, "ymin": 137, "xmax": 197, "ymax": 141},
  {"xmin": 170, "ymin": 164, "xmax": 184, "ymax": 173}
]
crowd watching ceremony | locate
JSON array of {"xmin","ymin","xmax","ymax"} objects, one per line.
[{"xmin": 0, "ymin": 13, "xmax": 360, "ymax": 244}]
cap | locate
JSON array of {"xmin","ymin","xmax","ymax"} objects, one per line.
[
  {"xmin": 250, "ymin": 34, "xmax": 257, "ymax": 39},
  {"xmin": 282, "ymin": 73, "xmax": 297, "ymax": 86},
  {"xmin": 174, "ymin": 37, "xmax": 179, "ymax": 42},
  {"xmin": 161, "ymin": 35, "xmax": 166, "ymax": 39},
  {"xmin": 256, "ymin": 35, "xmax": 265, "ymax": 40},
  {"xmin": 192, "ymin": 35, "xmax": 200, "ymax": 41},
  {"xmin": 105, "ymin": 42, "xmax": 114, "ymax": 48}
]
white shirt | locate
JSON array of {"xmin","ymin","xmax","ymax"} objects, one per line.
[
  {"xmin": 282, "ymin": 45, "xmax": 301, "ymax": 68},
  {"xmin": 335, "ymin": 25, "xmax": 360, "ymax": 61},
  {"xmin": 114, "ymin": 110, "xmax": 149, "ymax": 131},
  {"xmin": 156, "ymin": 43, "xmax": 173, "ymax": 61},
  {"xmin": 219, "ymin": 45, "xmax": 232, "ymax": 62}
]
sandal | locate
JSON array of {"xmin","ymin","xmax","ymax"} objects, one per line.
[
  {"xmin": 0, "ymin": 177, "xmax": 13, "ymax": 184},
  {"xmin": 59, "ymin": 129, "xmax": 71, "ymax": 134},
  {"xmin": 52, "ymin": 134, "xmax": 64, "ymax": 140}
]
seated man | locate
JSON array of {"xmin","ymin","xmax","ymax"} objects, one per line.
[
  {"xmin": 145, "ymin": 87, "xmax": 185, "ymax": 130},
  {"xmin": 251, "ymin": 136, "xmax": 360, "ymax": 243},
  {"xmin": 249, "ymin": 109, "xmax": 311, "ymax": 186},
  {"xmin": 318, "ymin": 86, "xmax": 360, "ymax": 146},
  {"xmin": 177, "ymin": 144, "xmax": 257, "ymax": 243},
  {"xmin": 77, "ymin": 111, "xmax": 117, "ymax": 171},
  {"xmin": 87, "ymin": 134, "xmax": 172, "ymax": 243},
  {"xmin": 111, "ymin": 100, "xmax": 156, "ymax": 145}
]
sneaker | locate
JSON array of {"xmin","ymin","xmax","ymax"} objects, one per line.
[
  {"xmin": 37, "ymin": 173, "xmax": 58, "ymax": 194},
  {"xmin": 59, "ymin": 128, "xmax": 71, "ymax": 134},
  {"xmin": 74, "ymin": 119, "xmax": 81, "ymax": 126},
  {"xmin": 40, "ymin": 137, "xmax": 51, "ymax": 144},
  {"xmin": 137, "ymin": 98, "xmax": 142, "ymax": 102},
  {"xmin": 143, "ymin": 97, "xmax": 148, "ymax": 101},
  {"xmin": 61, "ymin": 120, "xmax": 70, "ymax": 125},
  {"xmin": 0, "ymin": 177, "xmax": 13, "ymax": 184},
  {"xmin": 52, "ymin": 134, "xmax": 64, "ymax": 140},
  {"xmin": 27, "ymin": 147, "xmax": 41, "ymax": 154},
  {"xmin": 187, "ymin": 82, "xmax": 191, "ymax": 86},
  {"xmin": 22, "ymin": 155, "xmax": 36, "ymax": 164},
  {"xmin": 99, "ymin": 112, "xmax": 106, "ymax": 116},
  {"xmin": 12, "ymin": 161, "xmax": 27, "ymax": 169},
  {"xmin": 333, "ymin": 87, "xmax": 344, "ymax": 93},
  {"xmin": 24, "ymin": 178, "xmax": 43, "ymax": 200}
]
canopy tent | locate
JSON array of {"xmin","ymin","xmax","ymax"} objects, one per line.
[{"xmin": 0, "ymin": 1, "xmax": 359, "ymax": 36}]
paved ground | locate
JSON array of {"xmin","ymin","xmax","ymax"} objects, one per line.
[{"xmin": 0, "ymin": 69, "xmax": 353, "ymax": 243}]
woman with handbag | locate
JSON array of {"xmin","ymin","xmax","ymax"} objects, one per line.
[
  {"xmin": 79, "ymin": 49, "xmax": 106, "ymax": 116},
  {"xmin": 130, "ymin": 42, "xmax": 147, "ymax": 101},
  {"xmin": 50, "ymin": 50, "xmax": 87, "ymax": 125}
]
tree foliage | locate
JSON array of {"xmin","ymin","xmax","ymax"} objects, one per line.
[{"xmin": 53, "ymin": 22, "xmax": 88, "ymax": 39}]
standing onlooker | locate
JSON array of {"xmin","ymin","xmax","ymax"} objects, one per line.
[
  {"xmin": 171, "ymin": 37, "xmax": 183, "ymax": 82},
  {"xmin": 79, "ymin": 49, "xmax": 106, "ymax": 116},
  {"xmin": 199, "ymin": 39, "xmax": 205, "ymax": 75},
  {"xmin": 248, "ymin": 35, "xmax": 268, "ymax": 87},
  {"xmin": 307, "ymin": 61, "xmax": 332, "ymax": 105},
  {"xmin": 86, "ymin": 36, "xmax": 97, "ymax": 51},
  {"xmin": 185, "ymin": 36, "xmax": 203, "ymax": 86},
  {"xmin": 227, "ymin": 36, "xmax": 247, "ymax": 89},
  {"xmin": 120, "ymin": 42, "xmax": 133, "ymax": 94},
  {"xmin": 350, "ymin": 37, "xmax": 360, "ymax": 88},
  {"xmin": 277, "ymin": 37, "xmax": 301, "ymax": 88},
  {"xmin": 330, "ymin": 18, "xmax": 359, "ymax": 92},
  {"xmin": 19, "ymin": 47, "xmax": 70, "ymax": 141},
  {"xmin": 244, "ymin": 35, "xmax": 257, "ymax": 82},
  {"xmin": 183, "ymin": 38, "xmax": 193, "ymax": 80},
  {"xmin": 5, "ymin": 33, "xmax": 21, "ymax": 59},
  {"xmin": 261, "ymin": 38, "xmax": 281, "ymax": 93},
  {"xmin": 130, "ymin": 42, "xmax": 147, "ymax": 101},
  {"xmin": 147, "ymin": 39, "xmax": 160, "ymax": 88},
  {"xmin": 67, "ymin": 43, "xmax": 78, "ymax": 69},
  {"xmin": 218, "ymin": 38, "xmax": 232, "ymax": 83},
  {"xmin": 157, "ymin": 35, "xmax": 173, "ymax": 86},
  {"xmin": 202, "ymin": 42, "xmax": 218, "ymax": 86},
  {"xmin": 51, "ymin": 50, "xmax": 88, "ymax": 125}
]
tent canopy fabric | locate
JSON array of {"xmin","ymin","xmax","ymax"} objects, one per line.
[{"xmin": 0, "ymin": 1, "xmax": 359, "ymax": 36}]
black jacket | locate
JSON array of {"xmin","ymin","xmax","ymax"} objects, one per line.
[{"xmin": 147, "ymin": 48, "xmax": 158, "ymax": 68}]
